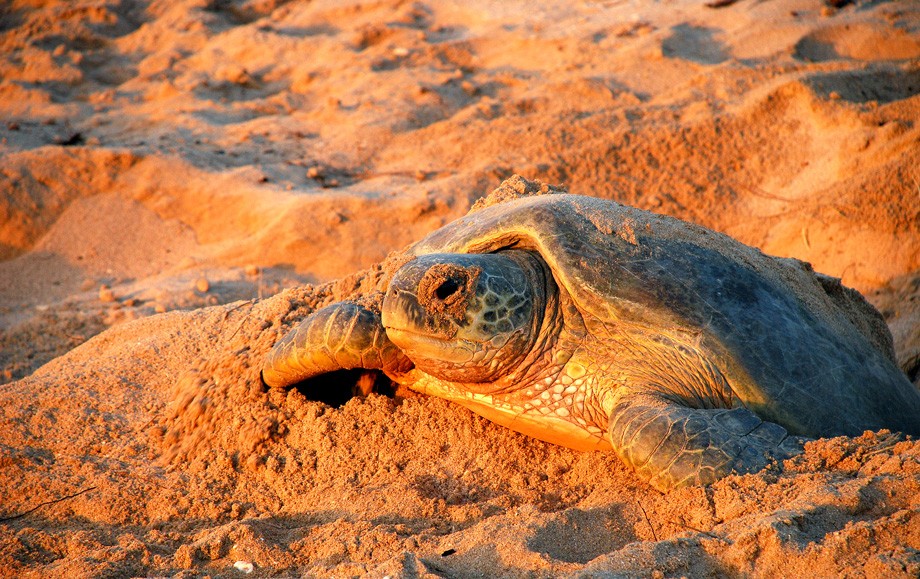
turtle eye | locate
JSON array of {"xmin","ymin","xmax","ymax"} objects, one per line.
[
  {"xmin": 434, "ymin": 278, "xmax": 461, "ymax": 301},
  {"xmin": 418, "ymin": 264, "xmax": 475, "ymax": 307}
]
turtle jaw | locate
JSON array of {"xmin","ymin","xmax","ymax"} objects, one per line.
[{"xmin": 381, "ymin": 251, "xmax": 546, "ymax": 384}]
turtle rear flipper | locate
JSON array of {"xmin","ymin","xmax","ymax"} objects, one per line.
[
  {"xmin": 262, "ymin": 302, "xmax": 412, "ymax": 389},
  {"xmin": 608, "ymin": 391, "xmax": 805, "ymax": 492}
]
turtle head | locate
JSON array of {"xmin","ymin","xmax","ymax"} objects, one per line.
[{"xmin": 382, "ymin": 251, "xmax": 546, "ymax": 383}]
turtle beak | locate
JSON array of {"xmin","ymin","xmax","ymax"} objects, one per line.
[{"xmin": 382, "ymin": 285, "xmax": 436, "ymax": 335}]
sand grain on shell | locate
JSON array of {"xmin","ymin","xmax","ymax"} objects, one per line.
[{"xmin": 1, "ymin": 0, "xmax": 920, "ymax": 577}]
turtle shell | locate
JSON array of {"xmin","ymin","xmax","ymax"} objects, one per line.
[{"xmin": 406, "ymin": 192, "xmax": 920, "ymax": 438}]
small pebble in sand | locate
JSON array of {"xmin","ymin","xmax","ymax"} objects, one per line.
[
  {"xmin": 98, "ymin": 285, "xmax": 115, "ymax": 302},
  {"xmin": 233, "ymin": 560, "xmax": 254, "ymax": 573},
  {"xmin": 244, "ymin": 264, "xmax": 260, "ymax": 277},
  {"xmin": 195, "ymin": 277, "xmax": 210, "ymax": 293},
  {"xmin": 153, "ymin": 303, "xmax": 167, "ymax": 314}
]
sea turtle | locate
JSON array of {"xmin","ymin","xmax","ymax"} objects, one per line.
[{"xmin": 262, "ymin": 178, "xmax": 920, "ymax": 491}]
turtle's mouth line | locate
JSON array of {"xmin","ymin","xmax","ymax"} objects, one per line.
[
  {"xmin": 385, "ymin": 326, "xmax": 483, "ymax": 366},
  {"xmin": 385, "ymin": 326, "xmax": 450, "ymax": 345}
]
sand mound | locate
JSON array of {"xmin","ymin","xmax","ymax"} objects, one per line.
[
  {"xmin": 2, "ymin": 0, "xmax": 919, "ymax": 576},
  {"xmin": 4, "ymin": 249, "xmax": 920, "ymax": 577}
]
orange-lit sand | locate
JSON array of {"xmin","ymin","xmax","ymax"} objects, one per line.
[{"xmin": 1, "ymin": 0, "xmax": 919, "ymax": 576}]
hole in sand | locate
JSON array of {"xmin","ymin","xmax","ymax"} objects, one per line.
[
  {"xmin": 292, "ymin": 370, "xmax": 396, "ymax": 408},
  {"xmin": 804, "ymin": 69, "xmax": 920, "ymax": 104}
]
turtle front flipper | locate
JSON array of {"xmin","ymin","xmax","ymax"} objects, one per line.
[
  {"xmin": 261, "ymin": 302, "xmax": 413, "ymax": 389},
  {"xmin": 608, "ymin": 392, "xmax": 806, "ymax": 491}
]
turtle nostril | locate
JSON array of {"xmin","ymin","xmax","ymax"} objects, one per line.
[{"xmin": 435, "ymin": 278, "xmax": 461, "ymax": 301}]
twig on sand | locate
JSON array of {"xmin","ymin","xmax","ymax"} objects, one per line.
[
  {"xmin": 0, "ymin": 486, "xmax": 97, "ymax": 523},
  {"xmin": 224, "ymin": 299, "xmax": 255, "ymax": 341},
  {"xmin": 862, "ymin": 432, "xmax": 906, "ymax": 458},
  {"xmin": 670, "ymin": 520, "xmax": 729, "ymax": 543},
  {"xmin": 745, "ymin": 184, "xmax": 795, "ymax": 202},
  {"xmin": 636, "ymin": 500, "xmax": 658, "ymax": 542}
]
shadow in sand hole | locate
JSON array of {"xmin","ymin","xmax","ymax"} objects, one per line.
[{"xmin": 287, "ymin": 369, "xmax": 397, "ymax": 408}]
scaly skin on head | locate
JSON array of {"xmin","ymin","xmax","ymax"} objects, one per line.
[{"xmin": 382, "ymin": 251, "xmax": 545, "ymax": 385}]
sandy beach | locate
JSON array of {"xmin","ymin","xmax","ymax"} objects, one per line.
[{"xmin": 1, "ymin": 0, "xmax": 919, "ymax": 576}]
